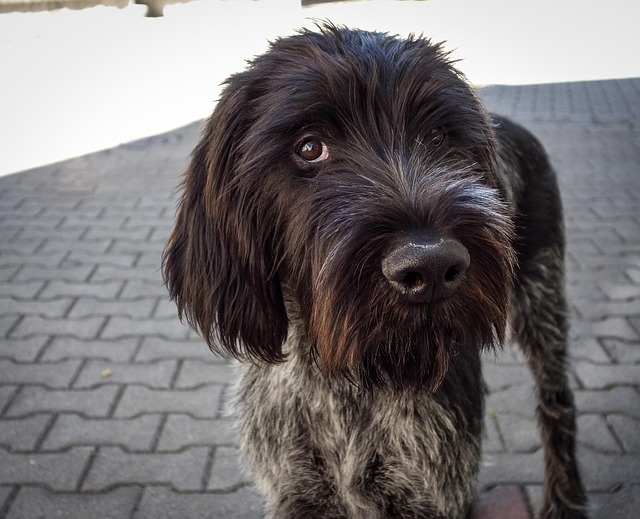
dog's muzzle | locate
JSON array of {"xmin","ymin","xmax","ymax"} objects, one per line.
[{"xmin": 382, "ymin": 236, "xmax": 470, "ymax": 304}]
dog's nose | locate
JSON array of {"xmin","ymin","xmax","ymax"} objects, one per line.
[{"xmin": 382, "ymin": 237, "xmax": 470, "ymax": 303}]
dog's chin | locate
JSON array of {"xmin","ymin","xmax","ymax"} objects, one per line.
[{"xmin": 309, "ymin": 295, "xmax": 499, "ymax": 394}]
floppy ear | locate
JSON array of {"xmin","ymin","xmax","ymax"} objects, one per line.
[{"xmin": 163, "ymin": 78, "xmax": 288, "ymax": 363}]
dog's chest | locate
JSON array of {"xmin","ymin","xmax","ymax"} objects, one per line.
[{"xmin": 236, "ymin": 358, "xmax": 483, "ymax": 517}]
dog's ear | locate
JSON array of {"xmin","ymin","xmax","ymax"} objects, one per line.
[{"xmin": 163, "ymin": 79, "xmax": 288, "ymax": 363}]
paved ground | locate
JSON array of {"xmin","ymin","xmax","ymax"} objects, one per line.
[{"xmin": 0, "ymin": 77, "xmax": 638, "ymax": 518}]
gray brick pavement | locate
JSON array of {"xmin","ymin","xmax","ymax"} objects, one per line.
[{"xmin": 0, "ymin": 78, "xmax": 638, "ymax": 517}]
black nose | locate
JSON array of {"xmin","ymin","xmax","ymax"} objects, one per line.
[{"xmin": 382, "ymin": 237, "xmax": 470, "ymax": 303}]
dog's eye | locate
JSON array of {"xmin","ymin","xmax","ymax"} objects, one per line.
[
  {"xmin": 297, "ymin": 138, "xmax": 329, "ymax": 163},
  {"xmin": 426, "ymin": 128, "xmax": 445, "ymax": 148}
]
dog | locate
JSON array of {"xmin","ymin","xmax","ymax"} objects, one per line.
[{"xmin": 163, "ymin": 24, "xmax": 587, "ymax": 519}]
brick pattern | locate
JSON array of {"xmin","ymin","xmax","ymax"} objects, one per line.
[
  {"xmin": 478, "ymin": 79, "xmax": 640, "ymax": 517},
  {"xmin": 0, "ymin": 80, "xmax": 638, "ymax": 518}
]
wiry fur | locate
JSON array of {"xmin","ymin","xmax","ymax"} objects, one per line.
[{"xmin": 164, "ymin": 24, "xmax": 586, "ymax": 518}]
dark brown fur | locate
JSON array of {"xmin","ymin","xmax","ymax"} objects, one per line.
[{"xmin": 164, "ymin": 24, "xmax": 586, "ymax": 518}]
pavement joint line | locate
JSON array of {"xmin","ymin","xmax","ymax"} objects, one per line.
[
  {"xmin": 149, "ymin": 413, "xmax": 168, "ymax": 453},
  {"xmin": 107, "ymin": 385, "xmax": 127, "ymax": 419},
  {"xmin": 0, "ymin": 387, "xmax": 20, "ymax": 417},
  {"xmin": 33, "ymin": 414, "xmax": 59, "ymax": 452},
  {"xmin": 68, "ymin": 358, "xmax": 87, "ymax": 388},
  {"xmin": 0, "ymin": 486, "xmax": 20, "ymax": 519},
  {"xmin": 201, "ymin": 446, "xmax": 215, "ymax": 491},
  {"xmin": 77, "ymin": 446, "xmax": 100, "ymax": 492}
]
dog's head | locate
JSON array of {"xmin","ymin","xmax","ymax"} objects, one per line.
[{"xmin": 163, "ymin": 24, "xmax": 515, "ymax": 391}]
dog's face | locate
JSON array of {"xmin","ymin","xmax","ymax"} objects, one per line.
[{"xmin": 164, "ymin": 25, "xmax": 515, "ymax": 391}]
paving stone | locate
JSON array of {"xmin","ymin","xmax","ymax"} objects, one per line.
[
  {"xmin": 148, "ymin": 226, "xmax": 171, "ymax": 243},
  {"xmin": 0, "ymin": 297, "xmax": 73, "ymax": 318},
  {"xmin": 0, "ymin": 337, "xmax": 48, "ymax": 362},
  {"xmin": 135, "ymin": 485, "xmax": 264, "ymax": 519},
  {"xmin": 0, "ymin": 415, "xmax": 51, "ymax": 451},
  {"xmin": 67, "ymin": 297, "xmax": 157, "ymax": 319},
  {"xmin": 60, "ymin": 215, "xmax": 128, "ymax": 230},
  {"xmin": 101, "ymin": 317, "xmax": 190, "ymax": 340},
  {"xmin": 524, "ymin": 484, "xmax": 542, "ymax": 519},
  {"xmin": 574, "ymin": 361, "xmax": 640, "ymax": 389},
  {"xmin": 577, "ymin": 448, "xmax": 640, "ymax": 491},
  {"xmin": 138, "ymin": 251, "xmax": 164, "ymax": 268},
  {"xmin": 482, "ymin": 363, "xmax": 533, "ymax": 392},
  {"xmin": 0, "ymin": 280, "xmax": 44, "ymax": 299},
  {"xmin": 5, "ymin": 386, "xmax": 119, "ymax": 418},
  {"xmin": 0, "ymin": 447, "xmax": 92, "ymax": 491},
  {"xmin": 629, "ymin": 316, "xmax": 640, "ymax": 337},
  {"xmin": 575, "ymin": 300, "xmax": 640, "ymax": 321},
  {"xmin": 567, "ymin": 337, "xmax": 612, "ymax": 363},
  {"xmin": 19, "ymin": 197, "xmax": 79, "ymax": 211},
  {"xmin": 2, "ymin": 214, "xmax": 63, "ymax": 229},
  {"xmin": 0, "ymin": 315, "xmax": 19, "ymax": 337},
  {"xmin": 574, "ymin": 387, "xmax": 640, "ymax": 418},
  {"xmin": 485, "ymin": 384, "xmax": 537, "ymax": 416},
  {"xmin": 42, "ymin": 414, "xmax": 163, "ymax": 451},
  {"xmin": 478, "ymin": 450, "xmax": 545, "ymax": 488},
  {"xmin": 175, "ymin": 360, "xmax": 238, "ymax": 388},
  {"xmin": 496, "ymin": 414, "xmax": 540, "ymax": 453},
  {"xmin": 572, "ymin": 317, "xmax": 639, "ymax": 342},
  {"xmin": 566, "ymin": 280, "xmax": 608, "ymax": 303},
  {"xmin": 137, "ymin": 194, "xmax": 177, "ymax": 209},
  {"xmin": 91, "ymin": 265, "xmax": 160, "ymax": 283},
  {"xmin": 598, "ymin": 283, "xmax": 640, "ymax": 301},
  {"xmin": 118, "ymin": 279, "xmax": 171, "ymax": 299},
  {"xmin": 6, "ymin": 486, "xmax": 139, "ymax": 519},
  {"xmin": 14, "ymin": 228, "xmax": 85, "ymax": 244},
  {"xmin": 73, "ymin": 359, "xmax": 177, "ymax": 388},
  {"xmin": 157, "ymin": 416, "xmax": 238, "ymax": 451},
  {"xmin": 482, "ymin": 416, "xmax": 504, "ymax": 453},
  {"xmin": 153, "ymin": 297, "xmax": 180, "ymax": 319},
  {"xmin": 5, "ymin": 236, "xmax": 47, "ymax": 254},
  {"xmin": 13, "ymin": 265, "xmax": 94, "ymax": 283},
  {"xmin": 38, "ymin": 280, "xmax": 124, "ymax": 300},
  {"xmin": 135, "ymin": 337, "xmax": 219, "ymax": 362},
  {"xmin": 114, "ymin": 386, "xmax": 223, "ymax": 419},
  {"xmin": 627, "ymin": 269, "xmax": 640, "ymax": 284},
  {"xmin": 569, "ymin": 255, "xmax": 640, "ymax": 272},
  {"xmin": 83, "ymin": 446, "xmax": 209, "ymax": 491},
  {"xmin": 83, "ymin": 227, "xmax": 150, "ymax": 242},
  {"xmin": 0, "ymin": 265, "xmax": 19, "ymax": 282},
  {"xmin": 0, "ymin": 251, "xmax": 66, "ymax": 267},
  {"xmin": 11, "ymin": 316, "xmax": 105, "ymax": 339},
  {"xmin": 0, "ymin": 386, "xmax": 17, "ymax": 414},
  {"xmin": 607, "ymin": 415, "xmax": 640, "ymax": 452},
  {"xmin": 0, "ymin": 360, "xmax": 82, "ymax": 388},
  {"xmin": 208, "ymin": 446, "xmax": 247, "ymax": 491},
  {"xmin": 41, "ymin": 337, "xmax": 139, "ymax": 362},
  {"xmin": 110, "ymin": 240, "xmax": 165, "ymax": 256},
  {"xmin": 588, "ymin": 485, "xmax": 640, "ymax": 519},
  {"xmin": 0, "ymin": 486, "xmax": 13, "ymax": 513},
  {"xmin": 576, "ymin": 414, "xmax": 622, "ymax": 453},
  {"xmin": 63, "ymin": 251, "xmax": 139, "ymax": 269}
]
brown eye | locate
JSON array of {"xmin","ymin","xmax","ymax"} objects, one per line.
[
  {"xmin": 426, "ymin": 128, "xmax": 445, "ymax": 147},
  {"xmin": 297, "ymin": 138, "xmax": 329, "ymax": 162}
]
